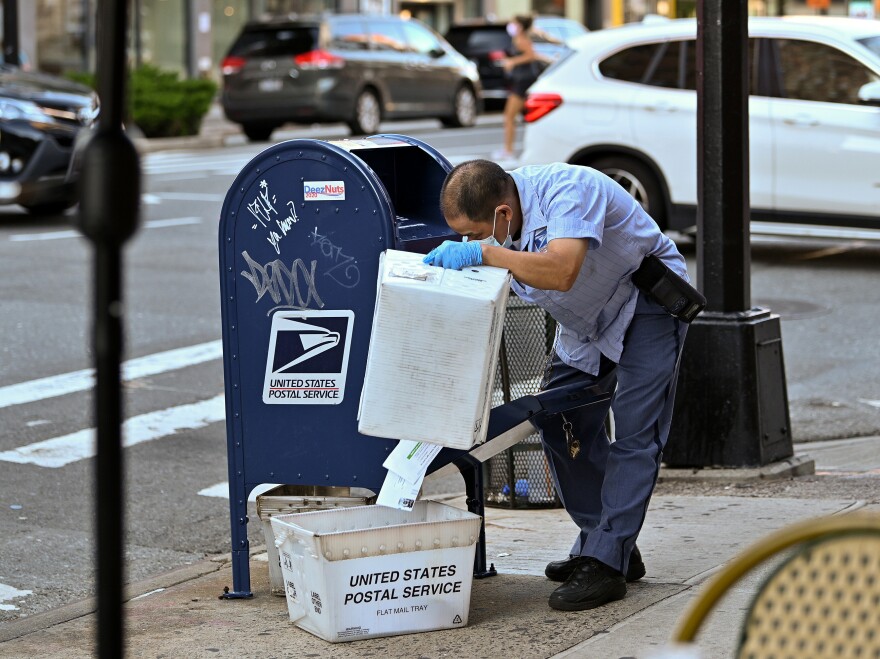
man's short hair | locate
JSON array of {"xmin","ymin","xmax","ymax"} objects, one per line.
[{"xmin": 440, "ymin": 159, "xmax": 510, "ymax": 223}]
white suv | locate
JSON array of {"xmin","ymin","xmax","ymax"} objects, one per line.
[{"xmin": 519, "ymin": 17, "xmax": 880, "ymax": 233}]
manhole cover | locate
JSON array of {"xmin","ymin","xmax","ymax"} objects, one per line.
[{"xmin": 753, "ymin": 298, "xmax": 830, "ymax": 320}]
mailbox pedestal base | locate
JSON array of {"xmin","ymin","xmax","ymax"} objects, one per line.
[{"xmin": 666, "ymin": 308, "xmax": 793, "ymax": 467}]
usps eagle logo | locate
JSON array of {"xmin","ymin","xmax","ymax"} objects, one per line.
[{"xmin": 263, "ymin": 311, "xmax": 354, "ymax": 404}]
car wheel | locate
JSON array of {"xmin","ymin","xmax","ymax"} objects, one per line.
[
  {"xmin": 589, "ymin": 156, "xmax": 667, "ymax": 228},
  {"xmin": 441, "ymin": 85, "xmax": 477, "ymax": 128},
  {"xmin": 347, "ymin": 89, "xmax": 381, "ymax": 136},
  {"xmin": 21, "ymin": 200, "xmax": 76, "ymax": 216},
  {"xmin": 242, "ymin": 123, "xmax": 276, "ymax": 142}
]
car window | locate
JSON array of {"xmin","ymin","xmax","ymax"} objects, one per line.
[
  {"xmin": 402, "ymin": 21, "xmax": 443, "ymax": 55},
  {"xmin": 680, "ymin": 38, "xmax": 761, "ymax": 94},
  {"xmin": 601, "ymin": 42, "xmax": 691, "ymax": 87},
  {"xmin": 329, "ymin": 18, "xmax": 369, "ymax": 51},
  {"xmin": 646, "ymin": 41, "xmax": 682, "ymax": 88},
  {"xmin": 448, "ymin": 28, "xmax": 509, "ymax": 52},
  {"xmin": 601, "ymin": 38, "xmax": 762, "ymax": 93},
  {"xmin": 856, "ymin": 36, "xmax": 880, "ymax": 59},
  {"xmin": 534, "ymin": 21, "xmax": 587, "ymax": 42},
  {"xmin": 229, "ymin": 27, "xmax": 319, "ymax": 57},
  {"xmin": 555, "ymin": 27, "xmax": 579, "ymax": 41},
  {"xmin": 368, "ymin": 20, "xmax": 409, "ymax": 52},
  {"xmin": 775, "ymin": 38, "xmax": 879, "ymax": 105},
  {"xmin": 599, "ymin": 43, "xmax": 661, "ymax": 83}
]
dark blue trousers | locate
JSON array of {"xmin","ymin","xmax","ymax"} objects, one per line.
[{"xmin": 535, "ymin": 292, "xmax": 687, "ymax": 576}]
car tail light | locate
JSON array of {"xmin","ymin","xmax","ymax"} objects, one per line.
[
  {"xmin": 488, "ymin": 50, "xmax": 506, "ymax": 62},
  {"xmin": 221, "ymin": 56, "xmax": 246, "ymax": 76},
  {"xmin": 294, "ymin": 50, "xmax": 345, "ymax": 70},
  {"xmin": 524, "ymin": 93, "xmax": 563, "ymax": 122}
]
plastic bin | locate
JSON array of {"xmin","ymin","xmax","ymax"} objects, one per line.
[
  {"xmin": 256, "ymin": 485, "xmax": 376, "ymax": 595},
  {"xmin": 358, "ymin": 249, "xmax": 511, "ymax": 449},
  {"xmin": 270, "ymin": 500, "xmax": 481, "ymax": 643}
]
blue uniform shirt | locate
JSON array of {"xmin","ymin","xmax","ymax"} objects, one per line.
[{"xmin": 508, "ymin": 163, "xmax": 688, "ymax": 375}]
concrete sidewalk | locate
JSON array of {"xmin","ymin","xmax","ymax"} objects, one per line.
[{"xmin": 1, "ymin": 436, "xmax": 878, "ymax": 658}]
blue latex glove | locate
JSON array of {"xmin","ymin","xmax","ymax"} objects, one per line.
[{"xmin": 422, "ymin": 240, "xmax": 483, "ymax": 270}]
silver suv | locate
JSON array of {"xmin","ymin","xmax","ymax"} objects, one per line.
[{"xmin": 221, "ymin": 14, "xmax": 482, "ymax": 141}]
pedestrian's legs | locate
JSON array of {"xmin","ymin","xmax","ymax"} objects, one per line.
[
  {"xmin": 537, "ymin": 353, "xmax": 616, "ymax": 552},
  {"xmin": 502, "ymin": 93, "xmax": 524, "ymax": 155},
  {"xmin": 582, "ymin": 294, "xmax": 687, "ymax": 575}
]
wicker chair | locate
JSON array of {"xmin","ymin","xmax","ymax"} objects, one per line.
[{"xmin": 671, "ymin": 513, "xmax": 880, "ymax": 659}]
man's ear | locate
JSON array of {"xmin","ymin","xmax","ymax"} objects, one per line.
[{"xmin": 497, "ymin": 203, "xmax": 513, "ymax": 222}]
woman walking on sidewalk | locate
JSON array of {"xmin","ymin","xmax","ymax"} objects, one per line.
[{"xmin": 494, "ymin": 15, "xmax": 543, "ymax": 161}]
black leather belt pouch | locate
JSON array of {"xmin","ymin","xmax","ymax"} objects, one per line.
[{"xmin": 632, "ymin": 255, "xmax": 706, "ymax": 323}]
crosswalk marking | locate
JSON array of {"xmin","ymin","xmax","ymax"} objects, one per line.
[
  {"xmin": 0, "ymin": 340, "xmax": 222, "ymax": 410},
  {"xmin": 198, "ymin": 482, "xmax": 279, "ymax": 502},
  {"xmin": 8, "ymin": 217, "xmax": 202, "ymax": 242},
  {"xmin": 144, "ymin": 152, "xmax": 251, "ymax": 175},
  {"xmin": 152, "ymin": 192, "xmax": 227, "ymax": 202},
  {"xmin": 0, "ymin": 394, "xmax": 225, "ymax": 468}
]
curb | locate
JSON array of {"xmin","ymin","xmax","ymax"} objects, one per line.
[
  {"xmin": 658, "ymin": 454, "xmax": 816, "ymax": 483},
  {"xmin": 0, "ymin": 557, "xmax": 226, "ymax": 644},
  {"xmin": 132, "ymin": 112, "xmax": 507, "ymax": 155},
  {"xmin": 133, "ymin": 130, "xmax": 241, "ymax": 155}
]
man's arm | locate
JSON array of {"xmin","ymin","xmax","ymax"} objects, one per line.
[{"xmin": 480, "ymin": 237, "xmax": 588, "ymax": 291}]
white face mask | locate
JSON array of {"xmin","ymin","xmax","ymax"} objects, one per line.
[
  {"xmin": 465, "ymin": 209, "xmax": 513, "ymax": 249},
  {"xmin": 506, "ymin": 22, "xmax": 520, "ymax": 37}
]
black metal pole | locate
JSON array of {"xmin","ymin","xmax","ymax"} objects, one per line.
[
  {"xmin": 585, "ymin": 0, "xmax": 603, "ymax": 31},
  {"xmin": 696, "ymin": 0, "xmax": 750, "ymax": 312},
  {"xmin": 3, "ymin": 0, "xmax": 19, "ymax": 65},
  {"xmin": 666, "ymin": 0, "xmax": 793, "ymax": 468},
  {"xmin": 76, "ymin": 1, "xmax": 141, "ymax": 657}
]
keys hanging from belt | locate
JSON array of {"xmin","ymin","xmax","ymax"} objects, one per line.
[{"xmin": 562, "ymin": 414, "xmax": 580, "ymax": 459}]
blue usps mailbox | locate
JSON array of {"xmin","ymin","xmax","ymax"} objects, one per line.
[
  {"xmin": 217, "ymin": 135, "xmax": 478, "ymax": 598},
  {"xmin": 218, "ymin": 135, "xmax": 614, "ymax": 599}
]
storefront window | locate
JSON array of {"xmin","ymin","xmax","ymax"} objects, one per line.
[
  {"xmin": 136, "ymin": 0, "xmax": 187, "ymax": 75},
  {"xmin": 532, "ymin": 0, "xmax": 566, "ymax": 18},
  {"xmin": 214, "ymin": 1, "xmax": 250, "ymax": 62},
  {"xmin": 256, "ymin": 0, "xmax": 339, "ymax": 15},
  {"xmin": 35, "ymin": 0, "xmax": 90, "ymax": 75}
]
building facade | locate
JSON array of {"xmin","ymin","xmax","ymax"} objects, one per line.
[{"xmin": 11, "ymin": 0, "xmax": 878, "ymax": 81}]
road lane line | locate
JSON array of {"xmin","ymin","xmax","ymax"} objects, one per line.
[
  {"xmin": 144, "ymin": 217, "xmax": 202, "ymax": 228},
  {"xmin": 0, "ymin": 583, "xmax": 32, "ymax": 611},
  {"xmin": 8, "ymin": 217, "xmax": 202, "ymax": 242},
  {"xmin": 153, "ymin": 192, "xmax": 227, "ymax": 202},
  {"xmin": 0, "ymin": 394, "xmax": 225, "ymax": 468},
  {"xmin": 0, "ymin": 340, "xmax": 222, "ymax": 410},
  {"xmin": 8, "ymin": 228, "xmax": 81, "ymax": 241}
]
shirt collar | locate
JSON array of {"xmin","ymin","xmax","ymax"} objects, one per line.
[{"xmin": 510, "ymin": 168, "xmax": 545, "ymax": 242}]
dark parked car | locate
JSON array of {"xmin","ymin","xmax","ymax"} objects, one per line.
[
  {"xmin": 0, "ymin": 64, "xmax": 98, "ymax": 215},
  {"xmin": 443, "ymin": 20, "xmax": 573, "ymax": 107},
  {"xmin": 221, "ymin": 14, "xmax": 482, "ymax": 141}
]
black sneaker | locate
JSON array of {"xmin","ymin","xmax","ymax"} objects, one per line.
[
  {"xmin": 548, "ymin": 557, "xmax": 627, "ymax": 611},
  {"xmin": 545, "ymin": 545, "xmax": 646, "ymax": 583}
]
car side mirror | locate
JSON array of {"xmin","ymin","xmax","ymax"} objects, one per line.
[{"xmin": 857, "ymin": 80, "xmax": 880, "ymax": 106}]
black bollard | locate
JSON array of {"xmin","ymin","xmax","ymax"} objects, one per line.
[
  {"xmin": 75, "ymin": 1, "xmax": 141, "ymax": 657},
  {"xmin": 666, "ymin": 0, "xmax": 793, "ymax": 468}
]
